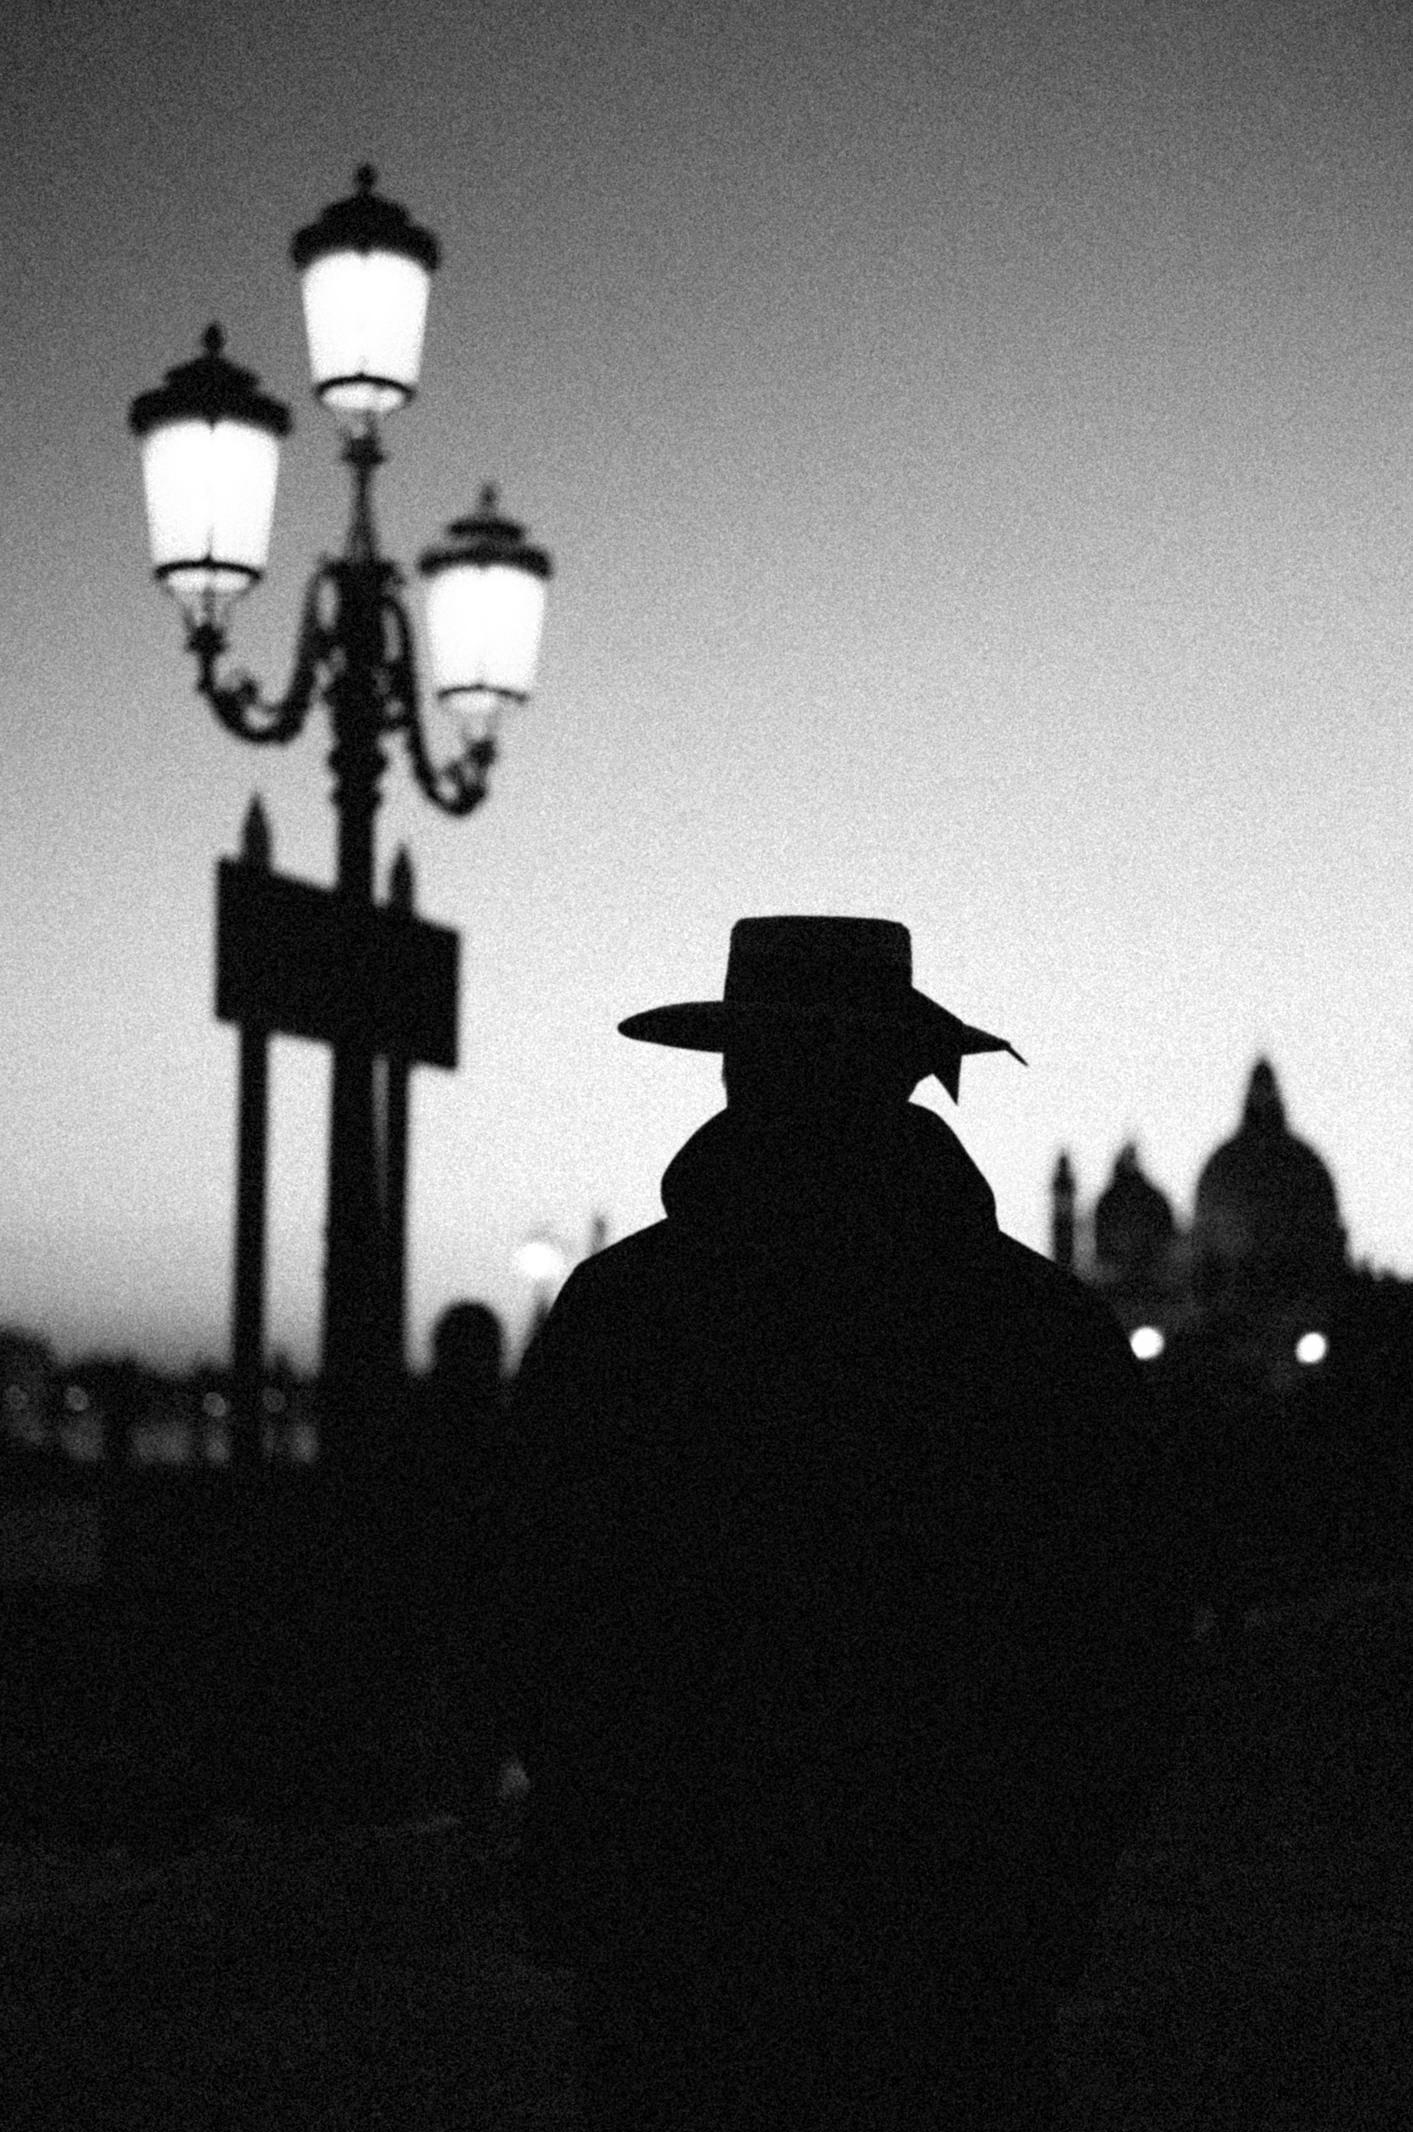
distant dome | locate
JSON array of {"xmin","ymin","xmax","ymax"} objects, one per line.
[
  {"xmin": 1094, "ymin": 1142, "xmax": 1174, "ymax": 1282},
  {"xmin": 1192, "ymin": 1060, "xmax": 1344, "ymax": 1295}
]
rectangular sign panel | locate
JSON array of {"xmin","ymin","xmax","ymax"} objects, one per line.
[{"xmin": 216, "ymin": 860, "xmax": 459, "ymax": 1068}]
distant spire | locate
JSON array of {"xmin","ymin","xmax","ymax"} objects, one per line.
[
  {"xmin": 240, "ymin": 794, "xmax": 271, "ymax": 870},
  {"xmin": 1051, "ymin": 1151, "xmax": 1076, "ymax": 1272},
  {"xmin": 1242, "ymin": 1057, "xmax": 1285, "ymax": 1135}
]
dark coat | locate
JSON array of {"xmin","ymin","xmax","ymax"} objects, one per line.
[{"xmin": 489, "ymin": 1102, "xmax": 1198, "ymax": 1984}]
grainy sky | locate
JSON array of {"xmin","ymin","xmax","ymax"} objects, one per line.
[{"xmin": 4, "ymin": 0, "xmax": 1413, "ymax": 1370}]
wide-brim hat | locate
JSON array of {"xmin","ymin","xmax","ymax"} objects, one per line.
[{"xmin": 618, "ymin": 916, "xmax": 1025, "ymax": 1102}]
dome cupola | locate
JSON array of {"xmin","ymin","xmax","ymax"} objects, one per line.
[
  {"xmin": 1093, "ymin": 1143, "xmax": 1175, "ymax": 1284},
  {"xmin": 1192, "ymin": 1058, "xmax": 1345, "ymax": 1300}
]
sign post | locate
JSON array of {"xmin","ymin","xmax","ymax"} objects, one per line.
[{"xmin": 216, "ymin": 799, "xmax": 459, "ymax": 1471}]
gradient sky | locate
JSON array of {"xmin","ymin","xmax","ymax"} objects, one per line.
[{"xmin": 4, "ymin": 0, "xmax": 1413, "ymax": 1371}]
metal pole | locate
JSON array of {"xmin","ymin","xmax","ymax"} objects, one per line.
[
  {"xmin": 383, "ymin": 847, "xmax": 413, "ymax": 1379},
  {"xmin": 231, "ymin": 797, "xmax": 272, "ymax": 1472},
  {"xmin": 320, "ymin": 431, "xmax": 390, "ymax": 1476}
]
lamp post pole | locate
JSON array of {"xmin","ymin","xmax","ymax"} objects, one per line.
[
  {"xmin": 231, "ymin": 796, "xmax": 273, "ymax": 1471},
  {"xmin": 321, "ymin": 430, "xmax": 395, "ymax": 1450},
  {"xmin": 383, "ymin": 846, "xmax": 416, "ymax": 1379},
  {"xmin": 131, "ymin": 168, "xmax": 552, "ymax": 1477}
]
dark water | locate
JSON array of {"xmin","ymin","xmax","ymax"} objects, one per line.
[{"xmin": 5, "ymin": 1581, "xmax": 1413, "ymax": 2129}]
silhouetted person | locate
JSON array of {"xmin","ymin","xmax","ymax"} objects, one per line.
[
  {"xmin": 427, "ymin": 1298, "xmax": 507, "ymax": 1417},
  {"xmin": 490, "ymin": 917, "xmax": 1197, "ymax": 2131},
  {"xmin": 354, "ymin": 1300, "xmax": 508, "ymax": 1814}
]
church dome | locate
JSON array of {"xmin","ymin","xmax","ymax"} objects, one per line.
[
  {"xmin": 1094, "ymin": 1143, "xmax": 1174, "ymax": 1282},
  {"xmin": 1192, "ymin": 1059, "xmax": 1344, "ymax": 1296}
]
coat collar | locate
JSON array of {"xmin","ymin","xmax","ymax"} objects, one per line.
[{"xmin": 660, "ymin": 1102, "xmax": 998, "ymax": 1258}]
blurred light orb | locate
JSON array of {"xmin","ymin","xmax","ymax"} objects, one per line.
[
  {"xmin": 1295, "ymin": 1330, "xmax": 1328, "ymax": 1366},
  {"xmin": 516, "ymin": 1234, "xmax": 569, "ymax": 1286},
  {"xmin": 1130, "ymin": 1325, "xmax": 1166, "ymax": 1361}
]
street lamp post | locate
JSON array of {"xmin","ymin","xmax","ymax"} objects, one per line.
[{"xmin": 130, "ymin": 167, "xmax": 552, "ymax": 1471}]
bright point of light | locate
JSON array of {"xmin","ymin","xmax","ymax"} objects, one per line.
[
  {"xmin": 516, "ymin": 1235, "xmax": 568, "ymax": 1286},
  {"xmin": 1130, "ymin": 1326, "xmax": 1165, "ymax": 1361},
  {"xmin": 201, "ymin": 1390, "xmax": 230, "ymax": 1419},
  {"xmin": 64, "ymin": 1384, "xmax": 90, "ymax": 1413},
  {"xmin": 1295, "ymin": 1331, "xmax": 1328, "ymax": 1366}
]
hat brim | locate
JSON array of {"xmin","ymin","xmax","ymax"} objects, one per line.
[
  {"xmin": 617, "ymin": 995, "xmax": 1024, "ymax": 1102},
  {"xmin": 618, "ymin": 1000, "xmax": 855, "ymax": 1051}
]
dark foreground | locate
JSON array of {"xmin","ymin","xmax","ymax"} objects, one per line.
[{"xmin": 4, "ymin": 1578, "xmax": 1413, "ymax": 2131}]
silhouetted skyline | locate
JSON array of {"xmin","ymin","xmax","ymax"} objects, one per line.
[{"xmin": 5, "ymin": 0, "xmax": 1413, "ymax": 1370}]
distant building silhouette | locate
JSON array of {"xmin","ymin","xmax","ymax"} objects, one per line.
[
  {"xmin": 1192, "ymin": 1058, "xmax": 1346, "ymax": 1308},
  {"xmin": 1053, "ymin": 1057, "xmax": 1350, "ymax": 1385},
  {"xmin": 1054, "ymin": 1058, "xmax": 1413, "ymax": 1591}
]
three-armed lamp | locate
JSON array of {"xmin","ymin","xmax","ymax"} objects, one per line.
[
  {"xmin": 128, "ymin": 163, "xmax": 551, "ymax": 810},
  {"xmin": 128, "ymin": 165, "xmax": 553, "ymax": 1455}
]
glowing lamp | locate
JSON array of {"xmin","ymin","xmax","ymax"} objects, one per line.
[
  {"xmin": 128, "ymin": 326, "xmax": 291, "ymax": 625},
  {"xmin": 1295, "ymin": 1330, "xmax": 1328, "ymax": 1367},
  {"xmin": 1130, "ymin": 1325, "xmax": 1166, "ymax": 1362},
  {"xmin": 290, "ymin": 165, "xmax": 439, "ymax": 420},
  {"xmin": 516, "ymin": 1233, "xmax": 568, "ymax": 1288},
  {"xmin": 419, "ymin": 486, "xmax": 552, "ymax": 733}
]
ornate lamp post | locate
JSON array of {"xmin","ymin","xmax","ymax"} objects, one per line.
[{"xmin": 129, "ymin": 166, "xmax": 552, "ymax": 1468}]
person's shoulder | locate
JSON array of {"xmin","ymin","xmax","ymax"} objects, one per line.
[
  {"xmin": 982, "ymin": 1236, "xmax": 1172, "ymax": 1487},
  {"xmin": 995, "ymin": 1230, "xmax": 1104, "ymax": 1308},
  {"xmin": 511, "ymin": 1221, "xmax": 687, "ymax": 1424},
  {"xmin": 553, "ymin": 1219, "xmax": 673, "ymax": 1308},
  {"xmin": 993, "ymin": 1231, "xmax": 1138, "ymax": 1361},
  {"xmin": 524, "ymin": 1220, "xmax": 678, "ymax": 1363}
]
